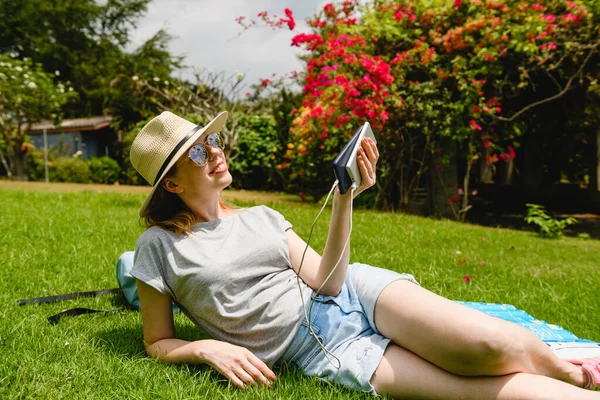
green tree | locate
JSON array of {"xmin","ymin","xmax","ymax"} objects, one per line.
[
  {"xmin": 0, "ymin": 56, "xmax": 76, "ymax": 179},
  {"xmin": 0, "ymin": 0, "xmax": 180, "ymax": 128}
]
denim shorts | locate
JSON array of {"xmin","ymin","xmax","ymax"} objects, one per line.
[{"xmin": 278, "ymin": 263, "xmax": 419, "ymax": 395}]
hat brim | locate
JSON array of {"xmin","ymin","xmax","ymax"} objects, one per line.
[{"xmin": 138, "ymin": 111, "xmax": 229, "ymax": 217}]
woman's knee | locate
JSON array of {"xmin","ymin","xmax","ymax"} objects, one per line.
[{"xmin": 462, "ymin": 323, "xmax": 526, "ymax": 375}]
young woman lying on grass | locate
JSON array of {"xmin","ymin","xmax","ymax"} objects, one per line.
[{"xmin": 129, "ymin": 111, "xmax": 600, "ymax": 399}]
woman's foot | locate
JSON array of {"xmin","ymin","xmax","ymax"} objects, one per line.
[{"xmin": 567, "ymin": 357, "xmax": 600, "ymax": 390}]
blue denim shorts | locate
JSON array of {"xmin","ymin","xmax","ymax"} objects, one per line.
[{"xmin": 278, "ymin": 263, "xmax": 419, "ymax": 395}]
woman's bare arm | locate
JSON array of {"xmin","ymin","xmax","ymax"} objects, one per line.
[
  {"xmin": 288, "ymin": 138, "xmax": 379, "ymax": 296},
  {"xmin": 136, "ymin": 279, "xmax": 276, "ymax": 388}
]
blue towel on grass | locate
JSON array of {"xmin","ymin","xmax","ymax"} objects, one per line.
[{"xmin": 459, "ymin": 302, "xmax": 600, "ymax": 358}]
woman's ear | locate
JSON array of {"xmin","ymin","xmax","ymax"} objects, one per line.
[{"xmin": 163, "ymin": 178, "xmax": 183, "ymax": 194}]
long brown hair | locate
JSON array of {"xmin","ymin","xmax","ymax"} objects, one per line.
[{"xmin": 140, "ymin": 165, "xmax": 233, "ymax": 236}]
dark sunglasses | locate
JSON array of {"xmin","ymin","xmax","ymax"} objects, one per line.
[{"xmin": 183, "ymin": 132, "xmax": 225, "ymax": 167}]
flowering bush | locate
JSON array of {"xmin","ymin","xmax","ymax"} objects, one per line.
[{"xmin": 241, "ymin": 0, "xmax": 600, "ymax": 216}]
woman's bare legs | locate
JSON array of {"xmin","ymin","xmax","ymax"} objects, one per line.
[
  {"xmin": 370, "ymin": 344, "xmax": 600, "ymax": 400},
  {"xmin": 373, "ymin": 280, "xmax": 588, "ymax": 387}
]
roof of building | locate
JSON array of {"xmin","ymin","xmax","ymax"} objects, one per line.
[{"xmin": 26, "ymin": 116, "xmax": 113, "ymax": 134}]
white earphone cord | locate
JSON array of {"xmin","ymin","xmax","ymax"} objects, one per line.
[{"xmin": 295, "ymin": 181, "xmax": 357, "ymax": 370}]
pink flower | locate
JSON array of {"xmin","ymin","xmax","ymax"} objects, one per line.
[
  {"xmin": 463, "ymin": 275, "xmax": 471, "ymax": 283},
  {"xmin": 540, "ymin": 14, "xmax": 556, "ymax": 23},
  {"xmin": 469, "ymin": 119, "xmax": 482, "ymax": 131},
  {"xmin": 453, "ymin": 0, "xmax": 462, "ymax": 7}
]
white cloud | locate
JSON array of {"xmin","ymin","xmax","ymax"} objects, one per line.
[{"xmin": 129, "ymin": 0, "xmax": 324, "ymax": 88}]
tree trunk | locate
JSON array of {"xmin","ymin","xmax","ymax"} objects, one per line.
[
  {"xmin": 0, "ymin": 149, "xmax": 12, "ymax": 179},
  {"xmin": 521, "ymin": 135, "xmax": 544, "ymax": 196},
  {"xmin": 428, "ymin": 138, "xmax": 458, "ymax": 218},
  {"xmin": 8, "ymin": 148, "xmax": 28, "ymax": 181}
]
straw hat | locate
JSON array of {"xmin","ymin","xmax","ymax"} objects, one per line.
[{"xmin": 130, "ymin": 111, "xmax": 228, "ymax": 216}]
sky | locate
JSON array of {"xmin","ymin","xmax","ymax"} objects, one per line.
[{"xmin": 129, "ymin": 0, "xmax": 327, "ymax": 89}]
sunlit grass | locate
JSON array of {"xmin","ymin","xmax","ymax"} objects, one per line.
[{"xmin": 1, "ymin": 184, "xmax": 598, "ymax": 399}]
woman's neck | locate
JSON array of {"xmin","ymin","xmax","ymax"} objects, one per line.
[{"xmin": 182, "ymin": 194, "xmax": 229, "ymax": 223}]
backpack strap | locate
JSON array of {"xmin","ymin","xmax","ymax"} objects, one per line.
[{"xmin": 47, "ymin": 307, "xmax": 125, "ymax": 325}]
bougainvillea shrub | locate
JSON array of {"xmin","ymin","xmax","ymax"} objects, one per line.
[{"xmin": 240, "ymin": 1, "xmax": 600, "ymax": 217}]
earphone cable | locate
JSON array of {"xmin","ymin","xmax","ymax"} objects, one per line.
[{"xmin": 295, "ymin": 182, "xmax": 357, "ymax": 370}]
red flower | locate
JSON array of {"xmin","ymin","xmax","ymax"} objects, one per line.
[
  {"xmin": 463, "ymin": 275, "xmax": 471, "ymax": 283},
  {"xmin": 284, "ymin": 8, "xmax": 296, "ymax": 30},
  {"xmin": 486, "ymin": 154, "xmax": 499, "ymax": 165},
  {"xmin": 448, "ymin": 195, "xmax": 461, "ymax": 204},
  {"xmin": 453, "ymin": 0, "xmax": 462, "ymax": 7},
  {"xmin": 260, "ymin": 78, "xmax": 271, "ymax": 87},
  {"xmin": 323, "ymin": 3, "xmax": 336, "ymax": 16},
  {"xmin": 291, "ymin": 33, "xmax": 323, "ymax": 49},
  {"xmin": 508, "ymin": 146, "xmax": 516, "ymax": 159}
]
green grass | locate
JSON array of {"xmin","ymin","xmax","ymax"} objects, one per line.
[{"xmin": 1, "ymin": 185, "xmax": 599, "ymax": 399}]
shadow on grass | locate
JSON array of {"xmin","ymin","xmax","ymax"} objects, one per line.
[{"xmin": 93, "ymin": 323, "xmax": 373, "ymax": 397}]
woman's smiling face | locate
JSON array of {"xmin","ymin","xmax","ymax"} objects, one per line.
[{"xmin": 167, "ymin": 131, "xmax": 233, "ymax": 196}]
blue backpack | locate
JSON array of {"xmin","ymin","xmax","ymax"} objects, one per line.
[{"xmin": 115, "ymin": 251, "xmax": 139, "ymax": 309}]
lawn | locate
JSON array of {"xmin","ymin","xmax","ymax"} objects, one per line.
[{"xmin": 1, "ymin": 182, "xmax": 599, "ymax": 399}]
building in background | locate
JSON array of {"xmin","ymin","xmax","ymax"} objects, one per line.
[{"xmin": 26, "ymin": 116, "xmax": 114, "ymax": 159}]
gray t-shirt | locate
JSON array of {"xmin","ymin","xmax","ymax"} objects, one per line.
[{"xmin": 131, "ymin": 205, "xmax": 313, "ymax": 366}]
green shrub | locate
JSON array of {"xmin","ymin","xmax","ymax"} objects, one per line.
[
  {"xmin": 87, "ymin": 156, "xmax": 120, "ymax": 184},
  {"xmin": 524, "ymin": 203, "xmax": 578, "ymax": 238},
  {"xmin": 50, "ymin": 157, "xmax": 91, "ymax": 183},
  {"xmin": 119, "ymin": 117, "xmax": 152, "ymax": 185},
  {"xmin": 25, "ymin": 150, "xmax": 47, "ymax": 181},
  {"xmin": 229, "ymin": 114, "xmax": 283, "ymax": 190}
]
